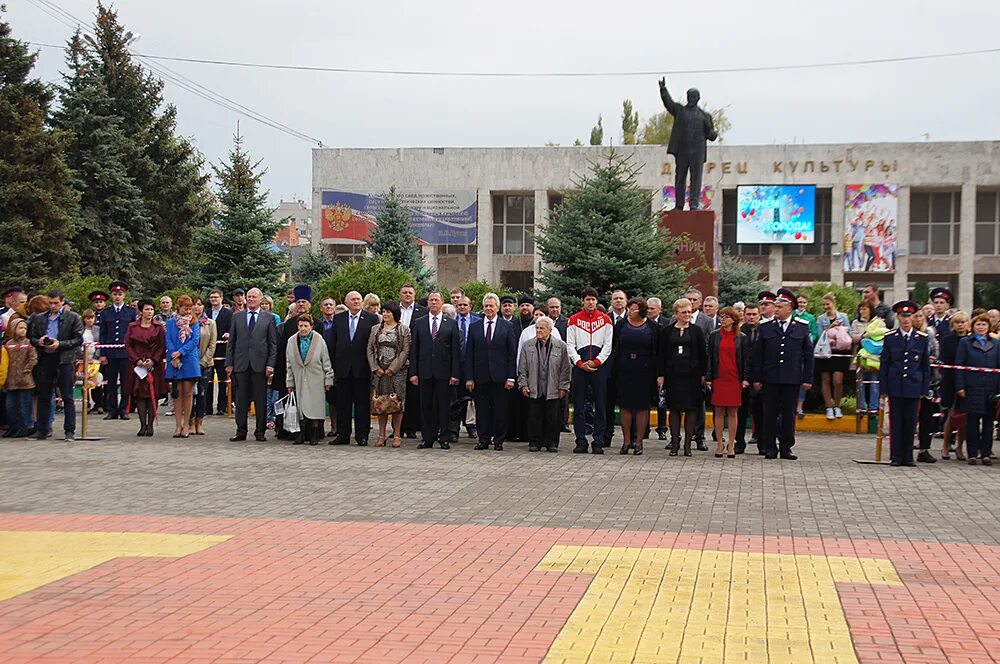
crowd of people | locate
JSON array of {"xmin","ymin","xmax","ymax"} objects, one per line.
[{"xmin": 0, "ymin": 279, "xmax": 996, "ymax": 466}]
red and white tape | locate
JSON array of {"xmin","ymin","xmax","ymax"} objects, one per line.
[{"xmin": 932, "ymin": 362, "xmax": 1000, "ymax": 374}]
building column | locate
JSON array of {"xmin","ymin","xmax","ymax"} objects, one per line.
[
  {"xmin": 829, "ymin": 184, "xmax": 845, "ymax": 285},
  {"xmin": 476, "ymin": 189, "xmax": 495, "ymax": 283},
  {"xmin": 958, "ymin": 183, "xmax": 976, "ymax": 312},
  {"xmin": 768, "ymin": 245, "xmax": 783, "ymax": 290},
  {"xmin": 421, "ymin": 244, "xmax": 439, "ymax": 282},
  {"xmin": 892, "ymin": 185, "xmax": 911, "ymax": 305},
  {"xmin": 533, "ymin": 189, "xmax": 549, "ymax": 292}
]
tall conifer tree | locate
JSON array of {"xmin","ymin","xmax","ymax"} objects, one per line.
[{"xmin": 366, "ymin": 186, "xmax": 433, "ymax": 290}]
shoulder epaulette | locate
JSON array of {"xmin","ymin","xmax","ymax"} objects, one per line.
[
  {"xmin": 915, "ymin": 330, "xmax": 927, "ymax": 337},
  {"xmin": 793, "ymin": 316, "xmax": 809, "ymax": 325},
  {"xmin": 884, "ymin": 329, "xmax": 899, "ymax": 336}
]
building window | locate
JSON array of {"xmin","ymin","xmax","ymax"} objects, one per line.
[
  {"xmin": 328, "ymin": 243, "xmax": 367, "ymax": 262},
  {"xmin": 910, "ymin": 191, "xmax": 960, "ymax": 255},
  {"xmin": 492, "ymin": 194, "xmax": 535, "ymax": 255},
  {"xmin": 976, "ymin": 190, "xmax": 1000, "ymax": 255},
  {"xmin": 784, "ymin": 189, "xmax": 832, "ymax": 256},
  {"xmin": 721, "ymin": 189, "xmax": 765, "ymax": 256},
  {"xmin": 440, "ymin": 244, "xmax": 478, "ymax": 255}
]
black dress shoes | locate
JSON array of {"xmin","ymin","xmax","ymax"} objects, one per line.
[
  {"xmin": 696, "ymin": 442, "xmax": 708, "ymax": 451},
  {"xmin": 764, "ymin": 453, "xmax": 778, "ymax": 459},
  {"xmin": 229, "ymin": 435, "xmax": 246, "ymax": 441},
  {"xmin": 474, "ymin": 442, "xmax": 489, "ymax": 450},
  {"xmin": 528, "ymin": 444, "xmax": 541, "ymax": 452},
  {"xmin": 493, "ymin": 443, "xmax": 503, "ymax": 451},
  {"xmin": 103, "ymin": 413, "xmax": 117, "ymax": 420},
  {"xmin": 418, "ymin": 441, "xmax": 434, "ymax": 449},
  {"xmin": 357, "ymin": 439, "xmax": 368, "ymax": 446},
  {"xmin": 119, "ymin": 412, "xmax": 130, "ymax": 420},
  {"xmin": 467, "ymin": 427, "xmax": 478, "ymax": 439},
  {"xmin": 917, "ymin": 450, "xmax": 937, "ymax": 463},
  {"xmin": 254, "ymin": 434, "xmax": 267, "ymax": 442},
  {"xmin": 439, "ymin": 441, "xmax": 451, "ymax": 449},
  {"xmin": 779, "ymin": 452, "xmax": 798, "ymax": 460},
  {"xmin": 889, "ymin": 460, "xmax": 901, "ymax": 466}
]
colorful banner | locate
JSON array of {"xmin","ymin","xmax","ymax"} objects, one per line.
[
  {"xmin": 843, "ymin": 184, "xmax": 897, "ymax": 273},
  {"xmin": 320, "ymin": 190, "xmax": 478, "ymax": 244},
  {"xmin": 736, "ymin": 185, "xmax": 816, "ymax": 244},
  {"xmin": 661, "ymin": 186, "xmax": 714, "ymax": 211}
]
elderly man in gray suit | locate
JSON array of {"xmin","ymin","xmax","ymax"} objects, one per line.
[{"xmin": 225, "ymin": 287, "xmax": 278, "ymax": 441}]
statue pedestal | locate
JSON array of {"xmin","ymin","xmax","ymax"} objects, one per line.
[{"xmin": 659, "ymin": 210, "xmax": 719, "ymax": 296}]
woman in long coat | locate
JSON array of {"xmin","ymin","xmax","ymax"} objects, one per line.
[
  {"xmin": 125, "ymin": 299, "xmax": 167, "ymax": 437},
  {"xmin": 285, "ymin": 313, "xmax": 334, "ymax": 445},
  {"xmin": 955, "ymin": 312, "xmax": 1000, "ymax": 465},
  {"xmin": 661, "ymin": 297, "xmax": 707, "ymax": 456}
]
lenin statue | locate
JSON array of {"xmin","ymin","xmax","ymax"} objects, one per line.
[{"xmin": 658, "ymin": 77, "xmax": 718, "ymax": 210}]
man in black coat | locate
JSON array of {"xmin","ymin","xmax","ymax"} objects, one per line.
[
  {"xmin": 273, "ymin": 285, "xmax": 312, "ymax": 440},
  {"xmin": 325, "ymin": 290, "xmax": 379, "ymax": 446},
  {"xmin": 29, "ymin": 290, "xmax": 84, "ymax": 441},
  {"xmin": 225, "ymin": 288, "xmax": 278, "ymax": 441},
  {"xmin": 205, "ymin": 288, "xmax": 233, "ymax": 415},
  {"xmin": 398, "ymin": 284, "xmax": 427, "ymax": 438},
  {"xmin": 408, "ymin": 291, "xmax": 461, "ymax": 449},
  {"xmin": 466, "ymin": 294, "xmax": 517, "ymax": 451},
  {"xmin": 736, "ymin": 303, "xmax": 762, "ymax": 454}
]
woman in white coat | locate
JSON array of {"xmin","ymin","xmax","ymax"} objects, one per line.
[{"xmin": 285, "ymin": 314, "xmax": 334, "ymax": 445}]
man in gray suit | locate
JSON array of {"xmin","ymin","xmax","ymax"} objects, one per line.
[{"xmin": 225, "ymin": 287, "xmax": 278, "ymax": 441}]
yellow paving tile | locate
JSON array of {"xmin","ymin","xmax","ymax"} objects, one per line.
[{"xmin": 536, "ymin": 545, "xmax": 903, "ymax": 664}]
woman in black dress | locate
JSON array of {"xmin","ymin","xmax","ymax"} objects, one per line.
[
  {"xmin": 662, "ymin": 297, "xmax": 707, "ymax": 456},
  {"xmin": 611, "ymin": 297, "xmax": 663, "ymax": 456}
]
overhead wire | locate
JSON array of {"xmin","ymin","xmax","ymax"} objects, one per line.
[{"xmin": 24, "ymin": 0, "xmax": 325, "ymax": 146}]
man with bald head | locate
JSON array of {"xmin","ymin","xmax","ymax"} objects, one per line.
[
  {"xmin": 325, "ymin": 290, "xmax": 379, "ymax": 445},
  {"xmin": 225, "ymin": 287, "xmax": 278, "ymax": 441}
]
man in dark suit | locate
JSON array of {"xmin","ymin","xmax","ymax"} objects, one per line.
[
  {"xmin": 225, "ymin": 287, "xmax": 278, "ymax": 441},
  {"xmin": 645, "ymin": 297, "xmax": 670, "ymax": 440},
  {"xmin": 205, "ymin": 288, "xmax": 233, "ymax": 415},
  {"xmin": 408, "ymin": 291, "xmax": 461, "ymax": 449},
  {"xmin": 325, "ymin": 290, "xmax": 379, "ymax": 445},
  {"xmin": 751, "ymin": 288, "xmax": 814, "ymax": 460},
  {"xmin": 398, "ymin": 284, "xmax": 427, "ymax": 439},
  {"xmin": 452, "ymin": 295, "xmax": 480, "ymax": 440},
  {"xmin": 602, "ymin": 290, "xmax": 628, "ymax": 447},
  {"xmin": 99, "ymin": 280, "xmax": 138, "ymax": 420},
  {"xmin": 736, "ymin": 303, "xmax": 762, "ymax": 454},
  {"xmin": 466, "ymin": 293, "xmax": 517, "ymax": 451},
  {"xmin": 29, "ymin": 290, "xmax": 84, "ymax": 441},
  {"xmin": 272, "ymin": 285, "xmax": 312, "ymax": 440}
]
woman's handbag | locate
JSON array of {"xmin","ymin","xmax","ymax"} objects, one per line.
[
  {"xmin": 371, "ymin": 374, "xmax": 402, "ymax": 415},
  {"xmin": 813, "ymin": 331, "xmax": 833, "ymax": 359}
]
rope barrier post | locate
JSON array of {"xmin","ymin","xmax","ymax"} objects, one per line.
[
  {"xmin": 78, "ymin": 342, "xmax": 102, "ymax": 441},
  {"xmin": 227, "ymin": 377, "xmax": 233, "ymax": 418},
  {"xmin": 854, "ymin": 367, "xmax": 863, "ymax": 435},
  {"xmin": 853, "ymin": 398, "xmax": 887, "ymax": 464}
]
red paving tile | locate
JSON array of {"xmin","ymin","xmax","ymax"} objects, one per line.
[{"xmin": 2, "ymin": 514, "xmax": 1000, "ymax": 662}]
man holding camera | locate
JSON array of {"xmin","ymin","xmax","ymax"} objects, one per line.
[{"xmin": 29, "ymin": 290, "xmax": 84, "ymax": 441}]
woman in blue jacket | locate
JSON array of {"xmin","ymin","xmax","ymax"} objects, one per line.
[
  {"xmin": 165, "ymin": 295, "xmax": 201, "ymax": 438},
  {"xmin": 955, "ymin": 312, "xmax": 1000, "ymax": 465}
]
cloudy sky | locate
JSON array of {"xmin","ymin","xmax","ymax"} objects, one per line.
[{"xmin": 11, "ymin": 0, "xmax": 1000, "ymax": 204}]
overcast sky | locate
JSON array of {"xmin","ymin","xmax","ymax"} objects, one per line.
[{"xmin": 11, "ymin": 0, "xmax": 1000, "ymax": 205}]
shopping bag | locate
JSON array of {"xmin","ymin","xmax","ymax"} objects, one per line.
[
  {"xmin": 813, "ymin": 331, "xmax": 832, "ymax": 359},
  {"xmin": 284, "ymin": 392, "xmax": 300, "ymax": 433}
]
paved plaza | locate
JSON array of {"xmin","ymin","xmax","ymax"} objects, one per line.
[{"xmin": 2, "ymin": 418, "xmax": 1000, "ymax": 663}]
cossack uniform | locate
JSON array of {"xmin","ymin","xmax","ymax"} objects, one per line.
[
  {"xmin": 750, "ymin": 288, "xmax": 814, "ymax": 460},
  {"xmin": 878, "ymin": 300, "xmax": 931, "ymax": 467},
  {"xmin": 928, "ymin": 287, "xmax": 953, "ymax": 340},
  {"xmin": 98, "ymin": 280, "xmax": 138, "ymax": 419}
]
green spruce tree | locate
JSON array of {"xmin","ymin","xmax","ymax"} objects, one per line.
[
  {"xmin": 0, "ymin": 11, "xmax": 78, "ymax": 289},
  {"xmin": 52, "ymin": 31, "xmax": 148, "ymax": 288},
  {"xmin": 81, "ymin": 3, "xmax": 213, "ymax": 291},
  {"xmin": 621, "ymin": 99, "xmax": 639, "ymax": 145},
  {"xmin": 717, "ymin": 254, "xmax": 766, "ymax": 306},
  {"xmin": 296, "ymin": 247, "xmax": 336, "ymax": 284},
  {"xmin": 589, "ymin": 115, "xmax": 604, "ymax": 146},
  {"xmin": 366, "ymin": 186, "xmax": 433, "ymax": 290},
  {"xmin": 537, "ymin": 150, "xmax": 687, "ymax": 303},
  {"xmin": 196, "ymin": 131, "xmax": 283, "ymax": 294}
]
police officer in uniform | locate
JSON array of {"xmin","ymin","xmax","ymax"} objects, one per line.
[
  {"xmin": 878, "ymin": 301, "xmax": 931, "ymax": 467},
  {"xmin": 750, "ymin": 288, "xmax": 814, "ymax": 460},
  {"xmin": 99, "ymin": 280, "xmax": 138, "ymax": 420},
  {"xmin": 928, "ymin": 287, "xmax": 953, "ymax": 339},
  {"xmin": 88, "ymin": 290, "xmax": 109, "ymax": 322}
]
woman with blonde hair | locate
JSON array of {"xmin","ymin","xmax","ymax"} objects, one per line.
[
  {"xmin": 363, "ymin": 293, "xmax": 382, "ymax": 315},
  {"xmin": 816, "ymin": 292, "xmax": 851, "ymax": 419},
  {"xmin": 164, "ymin": 295, "xmax": 201, "ymax": 438},
  {"xmin": 939, "ymin": 312, "xmax": 969, "ymax": 460},
  {"xmin": 662, "ymin": 297, "xmax": 707, "ymax": 456}
]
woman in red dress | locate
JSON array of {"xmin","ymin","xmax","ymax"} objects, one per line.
[
  {"xmin": 124, "ymin": 299, "xmax": 167, "ymax": 437},
  {"xmin": 707, "ymin": 307, "xmax": 750, "ymax": 458}
]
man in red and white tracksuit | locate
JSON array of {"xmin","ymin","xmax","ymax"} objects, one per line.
[{"xmin": 566, "ymin": 287, "xmax": 614, "ymax": 454}]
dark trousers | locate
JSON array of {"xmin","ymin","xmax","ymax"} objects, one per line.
[
  {"xmin": 104, "ymin": 357, "xmax": 128, "ymax": 415},
  {"xmin": 572, "ymin": 365, "xmax": 608, "ymax": 444},
  {"xmin": 205, "ymin": 358, "xmax": 228, "ymax": 414},
  {"xmin": 736, "ymin": 387, "xmax": 753, "ymax": 445},
  {"xmin": 604, "ymin": 373, "xmax": 618, "ymax": 444},
  {"xmin": 560, "ymin": 393, "xmax": 570, "ymax": 429},
  {"xmin": 401, "ymin": 382, "xmax": 421, "ymax": 435},
  {"xmin": 656, "ymin": 403, "xmax": 668, "ymax": 436},
  {"xmin": 527, "ymin": 396, "xmax": 561, "ymax": 449},
  {"xmin": 965, "ymin": 412, "xmax": 995, "ymax": 459},
  {"xmin": 419, "ymin": 377, "xmax": 452, "ymax": 443},
  {"xmin": 917, "ymin": 397, "xmax": 937, "ymax": 450},
  {"xmin": 693, "ymin": 398, "xmax": 707, "ymax": 442},
  {"xmin": 37, "ymin": 354, "xmax": 75, "ymax": 434},
  {"xmin": 761, "ymin": 383, "xmax": 798, "ymax": 455},
  {"xmin": 335, "ymin": 374, "xmax": 371, "ymax": 443},
  {"xmin": 674, "ymin": 152, "xmax": 704, "ymax": 210},
  {"xmin": 474, "ymin": 381, "xmax": 509, "ymax": 445},
  {"xmin": 234, "ymin": 370, "xmax": 267, "ymax": 437},
  {"xmin": 508, "ymin": 389, "xmax": 526, "ymax": 441},
  {"xmin": 888, "ymin": 397, "xmax": 918, "ymax": 464},
  {"xmin": 193, "ymin": 366, "xmax": 212, "ymax": 420}
]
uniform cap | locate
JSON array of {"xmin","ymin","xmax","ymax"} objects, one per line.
[
  {"xmin": 775, "ymin": 288, "xmax": 796, "ymax": 304},
  {"xmin": 892, "ymin": 300, "xmax": 918, "ymax": 316},
  {"xmin": 930, "ymin": 287, "xmax": 953, "ymax": 304},
  {"xmin": 88, "ymin": 290, "xmax": 110, "ymax": 302},
  {"xmin": 108, "ymin": 280, "xmax": 128, "ymax": 292}
]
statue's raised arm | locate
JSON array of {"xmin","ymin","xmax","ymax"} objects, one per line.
[{"xmin": 658, "ymin": 77, "xmax": 678, "ymax": 115}]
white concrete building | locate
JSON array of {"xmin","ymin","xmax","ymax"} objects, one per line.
[{"xmin": 312, "ymin": 142, "xmax": 1000, "ymax": 311}]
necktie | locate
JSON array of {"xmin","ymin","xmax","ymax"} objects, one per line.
[
  {"xmin": 460, "ymin": 316, "xmax": 467, "ymax": 339},
  {"xmin": 248, "ymin": 311, "xmax": 257, "ymax": 333},
  {"xmin": 781, "ymin": 321, "xmax": 788, "ymax": 334},
  {"xmin": 486, "ymin": 320, "xmax": 493, "ymax": 344},
  {"xmin": 431, "ymin": 316, "xmax": 438, "ymax": 340},
  {"xmin": 350, "ymin": 314, "xmax": 357, "ymax": 341}
]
